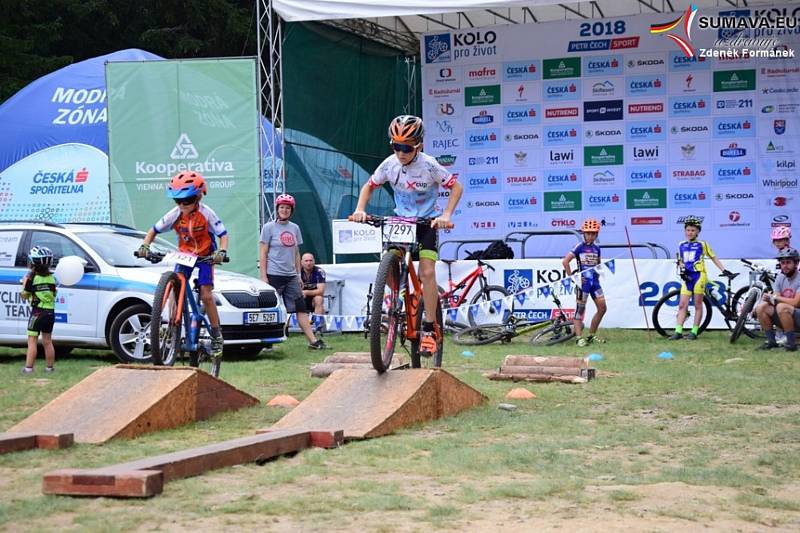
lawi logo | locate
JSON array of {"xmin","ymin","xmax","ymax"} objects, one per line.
[
  {"xmin": 650, "ymin": 4, "xmax": 698, "ymax": 58},
  {"xmin": 170, "ymin": 133, "xmax": 199, "ymax": 160}
]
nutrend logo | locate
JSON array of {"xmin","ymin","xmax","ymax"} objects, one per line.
[
  {"xmin": 171, "ymin": 133, "xmax": 199, "ymax": 160},
  {"xmin": 650, "ymin": 4, "xmax": 699, "ymax": 58}
]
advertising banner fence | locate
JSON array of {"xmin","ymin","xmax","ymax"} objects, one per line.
[{"xmin": 421, "ymin": 3, "xmax": 800, "ymax": 258}]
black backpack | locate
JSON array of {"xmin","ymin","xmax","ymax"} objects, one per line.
[{"xmin": 465, "ymin": 240, "xmax": 514, "ymax": 260}]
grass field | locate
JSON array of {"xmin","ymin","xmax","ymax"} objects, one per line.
[{"xmin": 1, "ymin": 329, "xmax": 799, "ymax": 532}]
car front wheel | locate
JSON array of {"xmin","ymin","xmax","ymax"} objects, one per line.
[{"xmin": 109, "ymin": 303, "xmax": 153, "ymax": 363}]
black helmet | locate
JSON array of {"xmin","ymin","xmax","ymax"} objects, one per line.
[
  {"xmin": 29, "ymin": 246, "xmax": 54, "ymax": 267},
  {"xmin": 776, "ymin": 247, "xmax": 800, "ymax": 261},
  {"xmin": 683, "ymin": 215, "xmax": 702, "ymax": 230}
]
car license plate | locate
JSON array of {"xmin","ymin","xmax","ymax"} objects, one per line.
[{"xmin": 244, "ymin": 311, "xmax": 277, "ymax": 324}]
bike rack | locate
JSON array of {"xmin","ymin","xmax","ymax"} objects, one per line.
[
  {"xmin": 598, "ymin": 242, "xmax": 671, "ymax": 259},
  {"xmin": 439, "ymin": 239, "xmax": 499, "ymax": 261},
  {"xmin": 503, "ymin": 230, "xmax": 583, "ymax": 259}
]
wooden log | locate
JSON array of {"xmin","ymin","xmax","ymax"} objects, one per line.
[
  {"xmin": 486, "ymin": 372, "xmax": 588, "ymax": 384},
  {"xmin": 311, "ymin": 362, "xmax": 373, "ymax": 378},
  {"xmin": 498, "ymin": 365, "xmax": 584, "ymax": 376},
  {"xmin": 324, "ymin": 353, "xmax": 372, "ymax": 364},
  {"xmin": 503, "ymin": 355, "xmax": 588, "ymax": 368}
]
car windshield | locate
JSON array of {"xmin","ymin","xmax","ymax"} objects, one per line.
[{"xmin": 79, "ymin": 230, "xmax": 177, "ymax": 268}]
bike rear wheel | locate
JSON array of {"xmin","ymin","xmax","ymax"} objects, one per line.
[
  {"xmin": 730, "ymin": 289, "xmax": 760, "ymax": 344},
  {"xmin": 150, "ymin": 271, "xmax": 182, "ymax": 366},
  {"xmin": 410, "ymin": 297, "xmax": 444, "ymax": 368},
  {"xmin": 652, "ymin": 288, "xmax": 713, "ymax": 337},
  {"xmin": 370, "ymin": 251, "xmax": 402, "ymax": 373},
  {"xmin": 467, "ymin": 285, "xmax": 509, "ymax": 327},
  {"xmin": 529, "ymin": 319, "xmax": 575, "ymax": 346},
  {"xmin": 453, "ymin": 324, "xmax": 510, "ymax": 345}
]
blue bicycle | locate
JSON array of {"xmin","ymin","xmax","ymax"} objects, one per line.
[{"xmin": 136, "ymin": 250, "xmax": 228, "ymax": 377}]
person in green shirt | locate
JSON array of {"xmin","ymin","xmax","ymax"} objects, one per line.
[{"xmin": 20, "ymin": 246, "xmax": 57, "ymax": 373}]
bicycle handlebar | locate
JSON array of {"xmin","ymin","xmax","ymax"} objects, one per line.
[
  {"xmin": 133, "ymin": 251, "xmax": 230, "ymax": 264},
  {"xmin": 348, "ymin": 214, "xmax": 454, "ymax": 229}
]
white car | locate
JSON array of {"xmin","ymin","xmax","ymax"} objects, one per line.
[{"xmin": 0, "ymin": 221, "xmax": 286, "ymax": 362}]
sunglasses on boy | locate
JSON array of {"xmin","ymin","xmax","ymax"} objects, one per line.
[
  {"xmin": 174, "ymin": 196, "xmax": 198, "ymax": 205},
  {"xmin": 391, "ymin": 142, "xmax": 418, "ymax": 154}
]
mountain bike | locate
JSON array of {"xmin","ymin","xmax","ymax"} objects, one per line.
[
  {"xmin": 136, "ymin": 250, "xmax": 230, "ymax": 377},
  {"xmin": 651, "ymin": 263, "xmax": 740, "ymax": 337},
  {"xmin": 453, "ymin": 290, "xmax": 575, "ymax": 346},
  {"xmin": 438, "ymin": 258, "xmax": 508, "ymax": 328},
  {"xmin": 350, "ymin": 214, "xmax": 452, "ymax": 373},
  {"xmin": 729, "ymin": 259, "xmax": 776, "ymax": 343}
]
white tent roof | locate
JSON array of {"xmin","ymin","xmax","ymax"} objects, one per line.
[{"xmin": 272, "ymin": 0, "xmax": 764, "ymax": 53}]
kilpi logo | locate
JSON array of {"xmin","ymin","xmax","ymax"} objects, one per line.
[
  {"xmin": 650, "ymin": 4, "xmax": 699, "ymax": 58},
  {"xmin": 170, "ymin": 133, "xmax": 199, "ymax": 160}
]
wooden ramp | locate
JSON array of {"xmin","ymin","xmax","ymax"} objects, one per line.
[
  {"xmin": 8, "ymin": 365, "xmax": 259, "ymax": 444},
  {"xmin": 43, "ymin": 429, "xmax": 343, "ymax": 498},
  {"xmin": 270, "ymin": 368, "xmax": 487, "ymax": 439}
]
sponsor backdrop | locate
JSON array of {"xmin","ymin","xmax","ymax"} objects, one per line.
[
  {"xmin": 107, "ymin": 59, "xmax": 261, "ymax": 275},
  {"xmin": 295, "ymin": 257, "xmax": 766, "ymax": 331},
  {"xmin": 421, "ymin": 3, "xmax": 800, "ymax": 258}
]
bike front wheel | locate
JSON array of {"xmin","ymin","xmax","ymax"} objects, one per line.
[
  {"xmin": 150, "ymin": 271, "xmax": 182, "ymax": 366},
  {"xmin": 370, "ymin": 251, "xmax": 402, "ymax": 373},
  {"xmin": 453, "ymin": 324, "xmax": 510, "ymax": 345},
  {"xmin": 467, "ymin": 285, "xmax": 510, "ymax": 327},
  {"xmin": 652, "ymin": 288, "xmax": 713, "ymax": 337},
  {"xmin": 730, "ymin": 288, "xmax": 760, "ymax": 343},
  {"xmin": 730, "ymin": 286, "xmax": 764, "ymax": 340},
  {"xmin": 529, "ymin": 319, "xmax": 575, "ymax": 346}
]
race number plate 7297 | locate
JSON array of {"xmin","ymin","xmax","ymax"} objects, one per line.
[{"xmin": 385, "ymin": 222, "xmax": 415, "ymax": 244}]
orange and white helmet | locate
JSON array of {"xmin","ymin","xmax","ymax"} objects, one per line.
[
  {"xmin": 581, "ymin": 218, "xmax": 601, "ymax": 233},
  {"xmin": 388, "ymin": 115, "xmax": 424, "ymax": 145}
]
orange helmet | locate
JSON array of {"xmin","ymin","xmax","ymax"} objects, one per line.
[
  {"xmin": 167, "ymin": 172, "xmax": 207, "ymax": 199},
  {"xmin": 581, "ymin": 218, "xmax": 601, "ymax": 233},
  {"xmin": 388, "ymin": 115, "xmax": 424, "ymax": 145}
]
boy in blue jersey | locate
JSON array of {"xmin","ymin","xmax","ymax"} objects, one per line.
[
  {"xmin": 563, "ymin": 218, "xmax": 606, "ymax": 347},
  {"xmin": 352, "ymin": 115, "xmax": 463, "ymax": 355},
  {"xmin": 669, "ymin": 215, "xmax": 733, "ymax": 340}
]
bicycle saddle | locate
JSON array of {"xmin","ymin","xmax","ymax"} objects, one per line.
[{"xmin": 441, "ymin": 259, "xmax": 457, "ymax": 265}]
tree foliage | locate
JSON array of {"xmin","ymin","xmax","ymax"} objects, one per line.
[{"xmin": 0, "ymin": 0, "xmax": 256, "ymax": 103}]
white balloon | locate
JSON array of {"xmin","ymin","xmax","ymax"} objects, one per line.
[{"xmin": 54, "ymin": 256, "xmax": 85, "ymax": 286}]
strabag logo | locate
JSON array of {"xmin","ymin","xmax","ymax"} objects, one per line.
[{"xmin": 424, "ymin": 33, "xmax": 451, "ymax": 64}]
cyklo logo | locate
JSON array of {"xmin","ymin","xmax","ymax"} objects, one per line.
[
  {"xmin": 650, "ymin": 4, "xmax": 699, "ymax": 58},
  {"xmin": 170, "ymin": 133, "xmax": 199, "ymax": 160}
]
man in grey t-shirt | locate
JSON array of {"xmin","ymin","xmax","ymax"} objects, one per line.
[
  {"xmin": 259, "ymin": 194, "xmax": 326, "ymax": 350},
  {"xmin": 756, "ymin": 247, "xmax": 800, "ymax": 351}
]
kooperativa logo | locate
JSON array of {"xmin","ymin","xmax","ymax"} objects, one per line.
[{"xmin": 650, "ymin": 5, "xmax": 699, "ymax": 58}]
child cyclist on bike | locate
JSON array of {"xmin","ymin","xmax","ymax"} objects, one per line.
[
  {"xmin": 351, "ymin": 115, "xmax": 463, "ymax": 355},
  {"xmin": 137, "ymin": 172, "xmax": 229, "ymax": 357},
  {"xmin": 562, "ymin": 219, "xmax": 607, "ymax": 347},
  {"xmin": 669, "ymin": 215, "xmax": 733, "ymax": 340}
]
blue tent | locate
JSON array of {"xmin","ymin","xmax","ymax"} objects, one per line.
[{"xmin": 0, "ymin": 48, "xmax": 282, "ymax": 173}]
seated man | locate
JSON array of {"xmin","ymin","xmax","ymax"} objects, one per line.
[
  {"xmin": 756, "ymin": 247, "xmax": 800, "ymax": 352},
  {"xmin": 301, "ymin": 253, "xmax": 326, "ymax": 316}
]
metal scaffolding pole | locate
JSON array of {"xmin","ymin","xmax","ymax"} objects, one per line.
[{"xmin": 257, "ymin": 0, "xmax": 284, "ymax": 224}]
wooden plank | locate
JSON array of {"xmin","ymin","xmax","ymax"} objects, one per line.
[
  {"xmin": 324, "ymin": 353, "xmax": 372, "ymax": 364},
  {"xmin": 503, "ymin": 355, "xmax": 588, "ymax": 368},
  {"xmin": 498, "ymin": 365, "xmax": 584, "ymax": 376},
  {"xmin": 487, "ymin": 372, "xmax": 588, "ymax": 384},
  {"xmin": 0, "ymin": 432, "xmax": 73, "ymax": 454},
  {"xmin": 42, "ymin": 429, "xmax": 343, "ymax": 498},
  {"xmin": 310, "ymin": 362, "xmax": 372, "ymax": 378}
]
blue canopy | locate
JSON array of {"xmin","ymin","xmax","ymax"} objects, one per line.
[{"xmin": 0, "ymin": 48, "xmax": 281, "ymax": 173}]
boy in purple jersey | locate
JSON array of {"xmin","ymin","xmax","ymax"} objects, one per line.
[{"xmin": 562, "ymin": 219, "xmax": 607, "ymax": 347}]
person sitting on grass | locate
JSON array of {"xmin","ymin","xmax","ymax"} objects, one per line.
[{"xmin": 755, "ymin": 247, "xmax": 800, "ymax": 352}]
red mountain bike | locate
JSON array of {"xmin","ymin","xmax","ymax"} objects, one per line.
[{"xmin": 438, "ymin": 258, "xmax": 508, "ymax": 328}]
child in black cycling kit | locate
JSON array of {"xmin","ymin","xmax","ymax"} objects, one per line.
[
  {"xmin": 351, "ymin": 115, "xmax": 463, "ymax": 355},
  {"xmin": 21, "ymin": 246, "xmax": 57, "ymax": 373}
]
